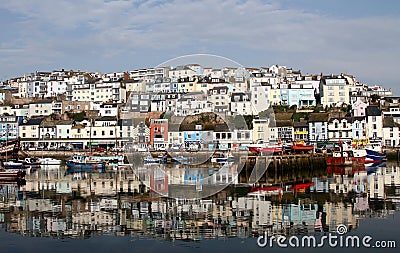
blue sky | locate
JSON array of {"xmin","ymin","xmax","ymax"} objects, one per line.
[{"xmin": 0, "ymin": 0, "xmax": 399, "ymax": 95}]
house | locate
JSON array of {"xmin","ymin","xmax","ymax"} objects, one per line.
[
  {"xmin": 29, "ymin": 100, "xmax": 54, "ymax": 117},
  {"xmin": 319, "ymin": 75, "xmax": 350, "ymax": 107},
  {"xmin": 99, "ymin": 103, "xmax": 119, "ymax": 117},
  {"xmin": 366, "ymin": 106, "xmax": 383, "ymax": 141},
  {"xmin": 19, "ymin": 117, "xmax": 45, "ymax": 148},
  {"xmin": 250, "ymin": 84, "xmax": 271, "ymax": 114},
  {"xmin": 149, "ymin": 119, "xmax": 168, "ymax": 150},
  {"xmin": 383, "ymin": 116, "xmax": 400, "ymax": 147},
  {"xmin": 328, "ymin": 117, "xmax": 353, "ymax": 142},
  {"xmin": 308, "ymin": 113, "xmax": 329, "ymax": 142},
  {"xmin": 208, "ymin": 86, "xmax": 230, "ymax": 113},
  {"xmin": 0, "ymin": 115, "xmax": 19, "ymax": 141},
  {"xmin": 230, "ymin": 92, "xmax": 253, "ymax": 115},
  {"xmin": 293, "ymin": 120, "xmax": 309, "ymax": 141}
]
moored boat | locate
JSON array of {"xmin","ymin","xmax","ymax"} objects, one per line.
[
  {"xmin": 290, "ymin": 140, "xmax": 314, "ymax": 153},
  {"xmin": 65, "ymin": 160, "xmax": 106, "ymax": 173},
  {"xmin": 144, "ymin": 155, "xmax": 161, "ymax": 164},
  {"xmin": 248, "ymin": 139, "xmax": 283, "ymax": 155},
  {"xmin": 39, "ymin": 157, "xmax": 62, "ymax": 165}
]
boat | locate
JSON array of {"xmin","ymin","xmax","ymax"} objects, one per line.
[
  {"xmin": 22, "ymin": 157, "xmax": 41, "ymax": 167},
  {"xmin": 144, "ymin": 155, "xmax": 161, "ymax": 164},
  {"xmin": 2, "ymin": 160, "xmax": 24, "ymax": 170},
  {"xmin": 248, "ymin": 139, "xmax": 283, "ymax": 154},
  {"xmin": 290, "ymin": 140, "xmax": 314, "ymax": 153},
  {"xmin": 211, "ymin": 153, "xmax": 235, "ymax": 163},
  {"xmin": 70, "ymin": 154, "xmax": 125, "ymax": 166},
  {"xmin": 365, "ymin": 147, "xmax": 386, "ymax": 163},
  {"xmin": 65, "ymin": 160, "xmax": 106, "ymax": 173},
  {"xmin": 65, "ymin": 154, "xmax": 107, "ymax": 173},
  {"xmin": 39, "ymin": 157, "xmax": 62, "ymax": 165}
]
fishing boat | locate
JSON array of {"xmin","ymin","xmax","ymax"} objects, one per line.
[
  {"xmin": 365, "ymin": 149, "xmax": 386, "ymax": 163},
  {"xmin": 248, "ymin": 139, "xmax": 283, "ymax": 154},
  {"xmin": 65, "ymin": 154, "xmax": 106, "ymax": 173},
  {"xmin": 65, "ymin": 160, "xmax": 106, "ymax": 173},
  {"xmin": 290, "ymin": 140, "xmax": 314, "ymax": 153}
]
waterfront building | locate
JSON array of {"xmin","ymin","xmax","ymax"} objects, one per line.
[
  {"xmin": 0, "ymin": 115, "xmax": 19, "ymax": 141},
  {"xmin": 149, "ymin": 119, "xmax": 168, "ymax": 150},
  {"xmin": 328, "ymin": 117, "xmax": 353, "ymax": 142},
  {"xmin": 382, "ymin": 116, "xmax": 400, "ymax": 147},
  {"xmin": 293, "ymin": 120, "xmax": 309, "ymax": 141},
  {"xmin": 308, "ymin": 113, "xmax": 329, "ymax": 143},
  {"xmin": 366, "ymin": 105, "xmax": 383, "ymax": 141},
  {"xmin": 282, "ymin": 202, "xmax": 318, "ymax": 225},
  {"xmin": 19, "ymin": 117, "xmax": 45, "ymax": 148},
  {"xmin": 252, "ymin": 118, "xmax": 271, "ymax": 142}
]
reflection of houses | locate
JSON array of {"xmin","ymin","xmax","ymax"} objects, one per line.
[
  {"xmin": 282, "ymin": 202, "xmax": 318, "ymax": 225},
  {"xmin": 324, "ymin": 202, "xmax": 358, "ymax": 231}
]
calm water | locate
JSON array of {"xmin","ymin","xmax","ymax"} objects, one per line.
[{"xmin": 1, "ymin": 162, "xmax": 399, "ymax": 253}]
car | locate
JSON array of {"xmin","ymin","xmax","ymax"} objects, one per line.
[
  {"xmin": 95, "ymin": 147, "xmax": 106, "ymax": 152},
  {"xmin": 59, "ymin": 146, "xmax": 72, "ymax": 151}
]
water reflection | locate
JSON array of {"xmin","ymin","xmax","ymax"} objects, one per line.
[{"xmin": 0, "ymin": 162, "xmax": 399, "ymax": 241}]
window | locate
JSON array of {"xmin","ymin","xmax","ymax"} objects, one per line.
[
  {"xmin": 102, "ymin": 131, "xmax": 105, "ymax": 136},
  {"xmin": 110, "ymin": 130, "xmax": 114, "ymax": 136}
]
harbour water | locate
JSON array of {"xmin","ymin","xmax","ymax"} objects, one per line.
[{"xmin": 0, "ymin": 161, "xmax": 399, "ymax": 252}]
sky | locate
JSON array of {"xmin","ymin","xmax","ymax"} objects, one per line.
[{"xmin": 0, "ymin": 0, "xmax": 399, "ymax": 95}]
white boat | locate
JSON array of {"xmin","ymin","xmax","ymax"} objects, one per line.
[
  {"xmin": 39, "ymin": 157, "xmax": 62, "ymax": 165},
  {"xmin": 144, "ymin": 155, "xmax": 161, "ymax": 164}
]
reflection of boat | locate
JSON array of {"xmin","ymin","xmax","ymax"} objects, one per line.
[
  {"xmin": 290, "ymin": 140, "xmax": 314, "ymax": 153},
  {"xmin": 0, "ymin": 170, "xmax": 25, "ymax": 184},
  {"xmin": 0, "ymin": 138, "xmax": 20, "ymax": 159},
  {"xmin": 248, "ymin": 139, "xmax": 283, "ymax": 154}
]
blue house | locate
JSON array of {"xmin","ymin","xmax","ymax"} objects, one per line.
[
  {"xmin": 183, "ymin": 131, "xmax": 203, "ymax": 148},
  {"xmin": 0, "ymin": 115, "xmax": 20, "ymax": 141}
]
